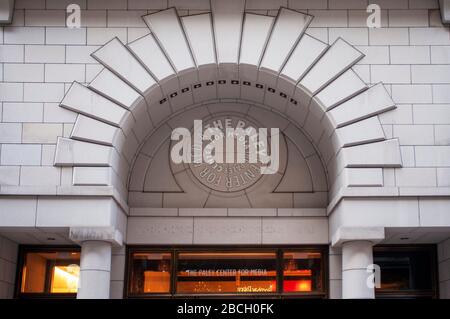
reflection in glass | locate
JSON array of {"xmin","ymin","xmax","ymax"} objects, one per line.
[
  {"xmin": 374, "ymin": 249, "xmax": 433, "ymax": 291},
  {"xmin": 283, "ymin": 252, "xmax": 322, "ymax": 293},
  {"xmin": 176, "ymin": 252, "xmax": 277, "ymax": 294},
  {"xmin": 21, "ymin": 251, "xmax": 80, "ymax": 294},
  {"xmin": 129, "ymin": 252, "xmax": 172, "ymax": 294}
]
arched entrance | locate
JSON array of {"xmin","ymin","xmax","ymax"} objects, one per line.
[{"xmin": 52, "ymin": 3, "xmax": 402, "ymax": 298}]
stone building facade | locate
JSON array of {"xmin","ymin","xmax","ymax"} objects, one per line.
[{"xmin": 0, "ymin": 0, "xmax": 450, "ymax": 299}]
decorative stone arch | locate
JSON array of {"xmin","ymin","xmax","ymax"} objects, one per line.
[{"xmin": 54, "ymin": 4, "xmax": 402, "ymax": 209}]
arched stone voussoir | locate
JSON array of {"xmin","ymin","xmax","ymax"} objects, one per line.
[
  {"xmin": 55, "ymin": 137, "xmax": 114, "ymax": 167},
  {"xmin": 60, "ymin": 82, "xmax": 133, "ymax": 129},
  {"xmin": 259, "ymin": 7, "xmax": 312, "ymax": 79},
  {"xmin": 88, "ymin": 68, "xmax": 153, "ymax": 143},
  {"xmin": 127, "ymin": 33, "xmax": 178, "ymax": 95},
  {"xmin": 299, "ymin": 38, "xmax": 364, "ymax": 95},
  {"xmin": 71, "ymin": 114, "xmax": 125, "ymax": 148},
  {"xmin": 91, "ymin": 37, "xmax": 164, "ymax": 105},
  {"xmin": 327, "ymin": 82, "xmax": 396, "ymax": 129},
  {"xmin": 142, "ymin": 8, "xmax": 197, "ymax": 75},
  {"xmin": 53, "ymin": 4, "xmax": 403, "ymax": 197}
]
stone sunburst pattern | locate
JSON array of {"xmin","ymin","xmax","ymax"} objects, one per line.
[{"xmin": 53, "ymin": 1, "xmax": 402, "ymax": 206}]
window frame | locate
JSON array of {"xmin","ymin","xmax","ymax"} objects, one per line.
[
  {"xmin": 373, "ymin": 244, "xmax": 439, "ymax": 299},
  {"xmin": 15, "ymin": 245, "xmax": 81, "ymax": 299},
  {"xmin": 124, "ymin": 245, "xmax": 329, "ymax": 299}
]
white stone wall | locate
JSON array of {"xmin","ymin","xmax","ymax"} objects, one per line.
[
  {"xmin": 438, "ymin": 238, "xmax": 450, "ymax": 299},
  {"xmin": 0, "ymin": 235, "xmax": 18, "ymax": 299},
  {"xmin": 0, "ymin": 0, "xmax": 449, "ymax": 193},
  {"xmin": 0, "ymin": 0, "xmax": 450, "ymax": 300},
  {"xmin": 110, "ymin": 246, "xmax": 125, "ymax": 299},
  {"xmin": 329, "ymin": 246, "xmax": 342, "ymax": 299}
]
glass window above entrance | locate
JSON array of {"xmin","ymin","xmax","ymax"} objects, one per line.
[
  {"xmin": 126, "ymin": 247, "xmax": 328, "ymax": 298},
  {"xmin": 129, "ymin": 252, "xmax": 172, "ymax": 294},
  {"xmin": 176, "ymin": 252, "xmax": 277, "ymax": 294}
]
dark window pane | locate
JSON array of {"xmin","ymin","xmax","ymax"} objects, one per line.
[
  {"xmin": 21, "ymin": 250, "xmax": 80, "ymax": 294},
  {"xmin": 374, "ymin": 248, "xmax": 434, "ymax": 291},
  {"xmin": 129, "ymin": 252, "xmax": 172, "ymax": 294},
  {"xmin": 176, "ymin": 252, "xmax": 277, "ymax": 294},
  {"xmin": 283, "ymin": 252, "xmax": 323, "ymax": 293}
]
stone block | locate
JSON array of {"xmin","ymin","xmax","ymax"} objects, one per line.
[
  {"xmin": 378, "ymin": 104, "xmax": 413, "ymax": 124},
  {"xmin": 328, "ymin": 83, "xmax": 395, "ymax": 128},
  {"xmin": 0, "ymin": 167, "xmax": 20, "ymax": 186},
  {"xmin": 410, "ymin": 27, "xmax": 450, "ymax": 45},
  {"xmin": 392, "ymin": 85, "xmax": 432, "ymax": 103},
  {"xmin": 344, "ymin": 168, "xmax": 383, "ymax": 187},
  {"xmin": 0, "ymin": 197, "xmax": 37, "ymax": 227},
  {"xmin": 179, "ymin": 209, "xmax": 226, "ymax": 216},
  {"xmin": 91, "ymin": 38, "xmax": 156, "ymax": 95},
  {"xmin": 315, "ymin": 69, "xmax": 367, "ymax": 111},
  {"xmin": 342, "ymin": 139, "xmax": 402, "ymax": 168},
  {"xmin": 87, "ymin": 0, "xmax": 127, "ymax": 9},
  {"xmin": 412, "ymin": 65, "xmax": 450, "ymax": 84},
  {"xmin": 393, "ymin": 124, "xmax": 434, "ymax": 145},
  {"xmin": 24, "ymin": 83, "xmax": 65, "ymax": 102},
  {"xmin": 128, "ymin": 0, "xmax": 167, "ymax": 9},
  {"xmin": 308, "ymin": 10, "xmax": 348, "ymax": 27},
  {"xmin": 127, "ymin": 217, "xmax": 193, "ymax": 244},
  {"xmin": 108, "ymin": 10, "xmax": 147, "ymax": 27},
  {"xmin": 413, "ymin": 105, "xmax": 450, "ymax": 124},
  {"xmin": 193, "ymin": 217, "xmax": 261, "ymax": 244},
  {"xmin": 20, "ymin": 166, "xmax": 61, "ymax": 186},
  {"xmin": 370, "ymin": 65, "xmax": 411, "ymax": 84},
  {"xmin": 87, "ymin": 27, "xmax": 127, "ymax": 45},
  {"xmin": 25, "ymin": 9, "xmax": 65, "ymax": 26},
  {"xmin": 22, "ymin": 123, "xmax": 62, "ymax": 144},
  {"xmin": 0, "ymin": 83, "xmax": 23, "ymax": 102},
  {"xmin": 61, "ymin": 82, "xmax": 128, "ymax": 126},
  {"xmin": 431, "ymin": 46, "xmax": 450, "ymax": 63},
  {"xmin": 36, "ymin": 197, "xmax": 115, "ymax": 227},
  {"xmin": 390, "ymin": 46, "xmax": 430, "ymax": 64},
  {"xmin": 45, "ymin": 64, "xmax": 86, "ymax": 83},
  {"xmin": 415, "ymin": 146, "xmax": 450, "ymax": 166},
  {"xmin": 262, "ymin": 217, "xmax": 329, "ymax": 244},
  {"xmin": 3, "ymin": 27, "xmax": 45, "ymax": 44},
  {"xmin": 300, "ymin": 39, "xmax": 364, "ymax": 94},
  {"xmin": 433, "ymin": 85, "xmax": 450, "ymax": 103},
  {"xmin": 72, "ymin": 167, "xmax": 112, "ymax": 186},
  {"xmin": 395, "ymin": 168, "xmax": 437, "ymax": 187},
  {"xmin": 0, "ymin": 45, "xmax": 24, "ymax": 62},
  {"xmin": 436, "ymin": 126, "xmax": 450, "ymax": 145},
  {"xmin": 329, "ymin": 28, "xmax": 368, "ymax": 45},
  {"xmin": 369, "ymin": 28, "xmax": 409, "ymax": 45},
  {"xmin": 71, "ymin": 115, "xmax": 120, "ymax": 146},
  {"xmin": 1, "ymin": 144, "xmax": 41, "ymax": 166},
  {"xmin": 54, "ymin": 137, "xmax": 112, "ymax": 166},
  {"xmin": 46, "ymin": 27, "xmax": 86, "ymax": 45},
  {"xmin": 228, "ymin": 208, "xmax": 277, "ymax": 216},
  {"xmin": 66, "ymin": 45, "xmax": 99, "ymax": 63},
  {"xmin": 335, "ymin": 116, "xmax": 385, "ymax": 147},
  {"xmin": 419, "ymin": 198, "xmax": 450, "ymax": 227},
  {"xmin": 24, "ymin": 45, "xmax": 65, "ymax": 63},
  {"xmin": 43, "ymin": 103, "xmax": 77, "ymax": 123},
  {"xmin": 356, "ymin": 46, "xmax": 389, "ymax": 64},
  {"xmin": 0, "ymin": 123, "xmax": 22, "ymax": 143},
  {"xmin": 388, "ymin": 9, "xmax": 429, "ymax": 27}
]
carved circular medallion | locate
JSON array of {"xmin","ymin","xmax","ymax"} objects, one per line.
[{"xmin": 188, "ymin": 116, "xmax": 265, "ymax": 193}]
